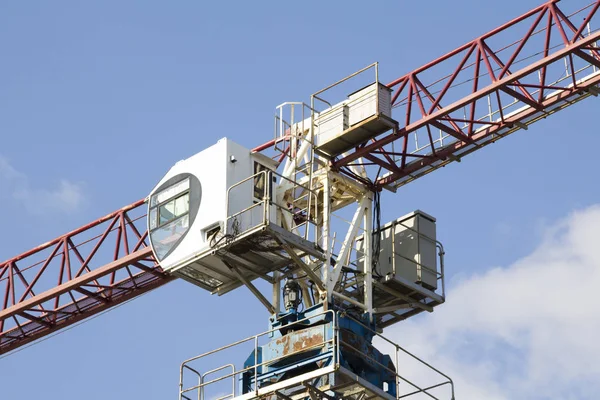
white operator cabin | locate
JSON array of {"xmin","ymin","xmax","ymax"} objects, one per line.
[{"xmin": 146, "ymin": 138, "xmax": 280, "ymax": 291}]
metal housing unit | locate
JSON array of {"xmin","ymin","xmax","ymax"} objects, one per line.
[
  {"xmin": 376, "ymin": 210, "xmax": 438, "ymax": 291},
  {"xmin": 315, "ymin": 82, "xmax": 396, "ymax": 157},
  {"xmin": 355, "ymin": 210, "xmax": 445, "ymax": 326}
]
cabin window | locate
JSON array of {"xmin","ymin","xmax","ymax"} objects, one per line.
[{"xmin": 149, "ymin": 178, "xmax": 191, "ymax": 260}]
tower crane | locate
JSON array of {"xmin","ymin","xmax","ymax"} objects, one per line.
[{"xmin": 1, "ymin": 0, "xmax": 599, "ymax": 399}]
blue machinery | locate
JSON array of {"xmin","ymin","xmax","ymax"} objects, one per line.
[
  {"xmin": 241, "ymin": 304, "xmax": 397, "ymax": 398},
  {"xmin": 179, "ymin": 300, "xmax": 455, "ymax": 400}
]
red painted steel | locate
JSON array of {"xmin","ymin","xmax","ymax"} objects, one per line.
[
  {"xmin": 0, "ymin": 200, "xmax": 174, "ymax": 354},
  {"xmin": 253, "ymin": 0, "xmax": 600, "ymax": 190},
  {"xmin": 2, "ymin": 0, "xmax": 600, "ymax": 355},
  {"xmin": 331, "ymin": 0, "xmax": 600, "ymax": 189}
]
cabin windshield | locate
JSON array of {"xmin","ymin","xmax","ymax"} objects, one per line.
[{"xmin": 149, "ymin": 178, "xmax": 191, "ymax": 260}]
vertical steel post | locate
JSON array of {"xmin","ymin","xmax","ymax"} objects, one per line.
[
  {"xmin": 363, "ymin": 192, "xmax": 374, "ymax": 320},
  {"xmin": 290, "ymin": 103, "xmax": 296, "ymax": 159},
  {"xmin": 272, "ymin": 271, "xmax": 281, "ymax": 315},
  {"xmin": 254, "ymin": 335, "xmax": 259, "ymax": 396},
  {"xmin": 395, "ymin": 345, "xmax": 400, "ymax": 400},
  {"xmin": 322, "ymin": 171, "xmax": 332, "ymax": 301},
  {"xmin": 375, "ymin": 62, "xmax": 380, "ymax": 115},
  {"xmin": 179, "ymin": 365, "xmax": 184, "ymax": 400},
  {"xmin": 306, "ymin": 103, "xmax": 315, "ymax": 241},
  {"xmin": 198, "ymin": 374, "xmax": 203, "ymax": 400}
]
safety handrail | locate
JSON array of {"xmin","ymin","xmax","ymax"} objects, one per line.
[
  {"xmin": 224, "ymin": 167, "xmax": 320, "ymax": 243},
  {"xmin": 200, "ymin": 364, "xmax": 235, "ymax": 400},
  {"xmin": 179, "ymin": 309, "xmax": 337, "ymax": 400},
  {"xmin": 339, "ymin": 311, "xmax": 455, "ymax": 400},
  {"xmin": 179, "ymin": 308, "xmax": 454, "ymax": 400}
]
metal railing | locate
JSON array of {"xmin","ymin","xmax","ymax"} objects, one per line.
[
  {"xmin": 393, "ymin": 24, "xmax": 600, "ymax": 165},
  {"xmin": 275, "ymin": 170, "xmax": 320, "ymax": 241},
  {"xmin": 332, "ymin": 216, "xmax": 446, "ymax": 315},
  {"xmin": 341, "ymin": 312, "xmax": 455, "ymax": 400},
  {"xmin": 180, "ymin": 364, "xmax": 236, "ymax": 400},
  {"xmin": 179, "ymin": 309, "xmax": 454, "ymax": 400},
  {"xmin": 311, "ymin": 62, "xmax": 380, "ymax": 115},
  {"xmin": 273, "ymin": 102, "xmax": 321, "ymax": 243},
  {"xmin": 179, "ymin": 309, "xmax": 337, "ymax": 400},
  {"xmin": 224, "ymin": 169, "xmax": 320, "ymax": 244}
]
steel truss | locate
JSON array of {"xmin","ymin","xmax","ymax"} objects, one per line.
[
  {"xmin": 1, "ymin": 0, "xmax": 600, "ymax": 357},
  {"xmin": 329, "ymin": 0, "xmax": 600, "ymax": 190},
  {"xmin": 0, "ymin": 200, "xmax": 173, "ymax": 354}
]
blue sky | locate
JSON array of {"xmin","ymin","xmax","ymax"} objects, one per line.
[{"xmin": 1, "ymin": 1, "xmax": 599, "ymax": 399}]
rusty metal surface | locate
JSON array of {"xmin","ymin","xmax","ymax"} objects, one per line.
[{"xmin": 275, "ymin": 325, "xmax": 326, "ymax": 357}]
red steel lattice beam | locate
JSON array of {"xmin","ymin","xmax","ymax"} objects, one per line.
[
  {"xmin": 0, "ymin": 200, "xmax": 173, "ymax": 354},
  {"xmin": 3, "ymin": 0, "xmax": 600, "ymax": 357},
  {"xmin": 330, "ymin": 0, "xmax": 600, "ymax": 189}
]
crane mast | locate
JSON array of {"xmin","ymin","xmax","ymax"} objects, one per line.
[{"xmin": 1, "ymin": 0, "xmax": 599, "ymax": 398}]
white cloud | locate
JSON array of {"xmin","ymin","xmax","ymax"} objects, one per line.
[
  {"xmin": 385, "ymin": 205, "xmax": 600, "ymax": 400},
  {"xmin": 0, "ymin": 155, "xmax": 86, "ymax": 215},
  {"xmin": 0, "ymin": 156, "xmax": 22, "ymax": 180}
]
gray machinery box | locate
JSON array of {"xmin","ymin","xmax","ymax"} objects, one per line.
[
  {"xmin": 315, "ymin": 82, "xmax": 395, "ymax": 157},
  {"xmin": 358, "ymin": 210, "xmax": 438, "ymax": 291}
]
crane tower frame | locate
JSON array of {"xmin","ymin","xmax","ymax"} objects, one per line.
[{"xmin": 1, "ymin": 2, "xmax": 599, "ymax": 382}]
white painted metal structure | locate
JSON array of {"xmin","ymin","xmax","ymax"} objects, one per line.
[
  {"xmin": 154, "ymin": 64, "xmax": 455, "ymax": 400},
  {"xmin": 147, "ymin": 63, "xmax": 446, "ymax": 327}
]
